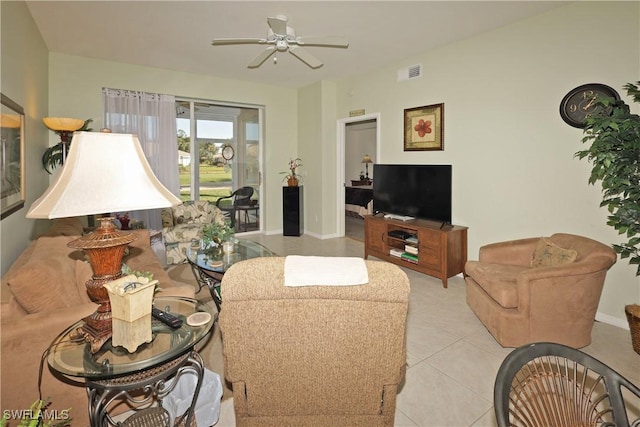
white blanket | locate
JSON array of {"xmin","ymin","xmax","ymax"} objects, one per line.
[{"xmin": 284, "ymin": 255, "xmax": 369, "ymax": 287}]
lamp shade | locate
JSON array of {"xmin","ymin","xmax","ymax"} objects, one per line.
[
  {"xmin": 42, "ymin": 117, "xmax": 85, "ymax": 132},
  {"xmin": 27, "ymin": 131, "xmax": 181, "ymax": 219},
  {"xmin": 361, "ymin": 154, "xmax": 373, "ymax": 164}
]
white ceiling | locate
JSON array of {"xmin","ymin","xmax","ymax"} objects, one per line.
[{"xmin": 26, "ymin": 1, "xmax": 569, "ymax": 89}]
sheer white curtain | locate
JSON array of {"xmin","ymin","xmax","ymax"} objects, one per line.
[{"xmin": 102, "ymin": 88, "xmax": 179, "ymax": 230}]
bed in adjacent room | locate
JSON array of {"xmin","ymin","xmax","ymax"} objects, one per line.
[{"xmin": 345, "ymin": 186, "xmax": 373, "ymax": 218}]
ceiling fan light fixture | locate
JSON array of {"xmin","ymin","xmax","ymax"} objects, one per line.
[
  {"xmin": 276, "ymin": 39, "xmax": 288, "ymax": 51},
  {"xmin": 212, "ymin": 14, "xmax": 349, "ymax": 69}
]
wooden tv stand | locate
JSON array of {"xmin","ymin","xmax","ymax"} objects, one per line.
[{"xmin": 364, "ymin": 215, "xmax": 468, "ymax": 288}]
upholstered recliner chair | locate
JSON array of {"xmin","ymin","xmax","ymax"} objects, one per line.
[
  {"xmin": 465, "ymin": 233, "xmax": 617, "ymax": 348},
  {"xmin": 161, "ymin": 200, "xmax": 228, "ymax": 264},
  {"xmin": 219, "ymin": 257, "xmax": 410, "ymax": 426}
]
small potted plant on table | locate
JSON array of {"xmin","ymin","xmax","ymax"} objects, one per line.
[{"xmin": 281, "ymin": 158, "xmax": 303, "ymax": 187}]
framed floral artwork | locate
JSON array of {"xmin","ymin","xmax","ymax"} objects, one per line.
[
  {"xmin": 403, "ymin": 103, "xmax": 444, "ymax": 151},
  {"xmin": 1, "ymin": 93, "xmax": 25, "ymax": 219}
]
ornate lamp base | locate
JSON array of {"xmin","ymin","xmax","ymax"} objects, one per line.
[{"xmin": 68, "ymin": 217, "xmax": 137, "ymax": 353}]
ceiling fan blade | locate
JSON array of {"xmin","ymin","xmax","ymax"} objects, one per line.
[
  {"xmin": 212, "ymin": 38, "xmax": 266, "ymax": 45},
  {"xmin": 248, "ymin": 46, "xmax": 276, "ymax": 68},
  {"xmin": 267, "ymin": 16, "xmax": 288, "ymax": 36},
  {"xmin": 289, "ymin": 46, "xmax": 323, "ymax": 69},
  {"xmin": 296, "ymin": 36, "xmax": 349, "ymax": 48}
]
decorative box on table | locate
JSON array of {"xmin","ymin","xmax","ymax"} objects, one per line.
[{"xmin": 104, "ymin": 274, "xmax": 158, "ymax": 352}]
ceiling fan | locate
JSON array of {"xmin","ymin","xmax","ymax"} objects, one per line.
[{"xmin": 211, "ymin": 15, "xmax": 349, "ymax": 69}]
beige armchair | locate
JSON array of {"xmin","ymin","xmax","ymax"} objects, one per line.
[
  {"xmin": 465, "ymin": 233, "xmax": 617, "ymax": 348},
  {"xmin": 219, "ymin": 257, "xmax": 410, "ymax": 426}
]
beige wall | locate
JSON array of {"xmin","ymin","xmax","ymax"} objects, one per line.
[
  {"xmin": 2, "ymin": 1, "xmax": 639, "ymax": 324},
  {"xmin": 0, "ymin": 1, "xmax": 50, "ymax": 277},
  {"xmin": 298, "ymin": 80, "xmax": 339, "ymax": 237},
  {"xmin": 297, "ymin": 82, "xmax": 321, "ymax": 234},
  {"xmin": 48, "ymin": 53, "xmax": 298, "ymax": 233},
  {"xmin": 334, "ymin": 1, "xmax": 640, "ymax": 324}
]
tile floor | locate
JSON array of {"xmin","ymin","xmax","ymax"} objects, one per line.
[{"xmin": 211, "ymin": 231, "xmax": 640, "ymax": 427}]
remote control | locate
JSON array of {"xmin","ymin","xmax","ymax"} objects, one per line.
[{"xmin": 151, "ymin": 307, "xmax": 183, "ymax": 329}]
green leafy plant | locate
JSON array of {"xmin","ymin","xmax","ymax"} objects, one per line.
[
  {"xmin": 576, "ymin": 81, "xmax": 640, "ymax": 274},
  {"xmin": 202, "ymin": 218, "xmax": 235, "ymax": 245},
  {"xmin": 42, "ymin": 119, "xmax": 93, "ymax": 174}
]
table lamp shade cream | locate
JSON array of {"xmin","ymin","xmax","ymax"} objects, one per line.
[
  {"xmin": 27, "ymin": 131, "xmax": 181, "ymax": 219},
  {"xmin": 361, "ymin": 154, "xmax": 373, "ymax": 180}
]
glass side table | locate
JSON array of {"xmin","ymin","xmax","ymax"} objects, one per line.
[
  {"xmin": 47, "ymin": 297, "xmax": 216, "ymax": 427},
  {"xmin": 186, "ymin": 239, "xmax": 276, "ymax": 311}
]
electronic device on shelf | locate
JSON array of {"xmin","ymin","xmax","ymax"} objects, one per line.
[
  {"xmin": 373, "ymin": 164, "xmax": 452, "ymax": 224},
  {"xmin": 388, "ymin": 230, "xmax": 413, "ymax": 240},
  {"xmin": 383, "ymin": 213, "xmax": 414, "ymax": 221}
]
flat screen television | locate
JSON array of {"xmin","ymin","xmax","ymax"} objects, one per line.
[{"xmin": 372, "ymin": 164, "xmax": 452, "ymax": 224}]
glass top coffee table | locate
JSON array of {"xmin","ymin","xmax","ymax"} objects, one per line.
[{"xmin": 186, "ymin": 239, "xmax": 275, "ymax": 310}]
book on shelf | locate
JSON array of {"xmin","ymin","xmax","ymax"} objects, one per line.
[
  {"xmin": 404, "ymin": 245, "xmax": 418, "ymax": 255},
  {"xmin": 389, "ymin": 248, "xmax": 404, "ymax": 257},
  {"xmin": 405, "ymin": 236, "xmax": 418, "ymax": 244},
  {"xmin": 401, "ymin": 252, "xmax": 418, "ymax": 263}
]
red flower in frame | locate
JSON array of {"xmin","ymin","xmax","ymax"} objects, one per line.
[{"xmin": 414, "ymin": 119, "xmax": 432, "ymax": 137}]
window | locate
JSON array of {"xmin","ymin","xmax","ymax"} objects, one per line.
[{"xmin": 175, "ymin": 100, "xmax": 262, "ymax": 231}]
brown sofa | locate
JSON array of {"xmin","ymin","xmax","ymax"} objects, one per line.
[
  {"xmin": 0, "ymin": 217, "xmax": 194, "ymax": 426},
  {"xmin": 465, "ymin": 233, "xmax": 617, "ymax": 348},
  {"xmin": 219, "ymin": 257, "xmax": 410, "ymax": 426}
]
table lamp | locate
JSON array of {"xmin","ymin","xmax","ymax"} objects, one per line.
[
  {"xmin": 361, "ymin": 154, "xmax": 373, "ymax": 182},
  {"xmin": 27, "ymin": 130, "xmax": 182, "ymax": 352}
]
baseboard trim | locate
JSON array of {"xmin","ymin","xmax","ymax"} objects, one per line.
[{"xmin": 596, "ymin": 311, "xmax": 629, "ymax": 330}]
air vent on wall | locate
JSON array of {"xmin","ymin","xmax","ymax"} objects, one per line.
[{"xmin": 397, "ymin": 64, "xmax": 422, "ymax": 82}]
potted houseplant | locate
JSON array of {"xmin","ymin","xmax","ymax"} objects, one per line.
[
  {"xmin": 201, "ymin": 218, "xmax": 235, "ymax": 262},
  {"xmin": 575, "ymin": 81, "xmax": 640, "ymax": 353},
  {"xmin": 280, "ymin": 158, "xmax": 303, "ymax": 187},
  {"xmin": 202, "ymin": 218, "xmax": 235, "ymax": 246}
]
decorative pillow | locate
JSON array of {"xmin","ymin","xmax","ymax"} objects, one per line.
[
  {"xmin": 171, "ymin": 201, "xmax": 211, "ymax": 225},
  {"xmin": 41, "ymin": 217, "xmax": 84, "ymax": 237},
  {"xmin": 531, "ymin": 238, "xmax": 578, "ymax": 268},
  {"xmin": 160, "ymin": 208, "xmax": 175, "ymax": 228},
  {"xmin": 6, "ymin": 236, "xmax": 85, "ymax": 313}
]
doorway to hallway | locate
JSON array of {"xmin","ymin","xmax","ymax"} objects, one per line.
[{"xmin": 336, "ymin": 113, "xmax": 380, "ymax": 237}]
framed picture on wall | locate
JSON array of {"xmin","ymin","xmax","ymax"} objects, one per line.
[
  {"xmin": 403, "ymin": 103, "xmax": 444, "ymax": 151},
  {"xmin": 1, "ymin": 93, "xmax": 25, "ymax": 219}
]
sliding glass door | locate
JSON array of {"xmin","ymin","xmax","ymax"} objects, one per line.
[{"xmin": 175, "ymin": 100, "xmax": 261, "ymax": 232}]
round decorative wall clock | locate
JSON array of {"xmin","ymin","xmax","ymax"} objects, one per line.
[
  {"xmin": 559, "ymin": 83, "xmax": 620, "ymax": 128},
  {"xmin": 221, "ymin": 144, "xmax": 235, "ymax": 161}
]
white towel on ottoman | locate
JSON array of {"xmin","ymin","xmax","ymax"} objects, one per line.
[{"xmin": 284, "ymin": 255, "xmax": 369, "ymax": 287}]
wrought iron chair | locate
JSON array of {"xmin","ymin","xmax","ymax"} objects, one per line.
[
  {"xmin": 494, "ymin": 342, "xmax": 640, "ymax": 427},
  {"xmin": 215, "ymin": 186, "xmax": 253, "ymax": 228}
]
